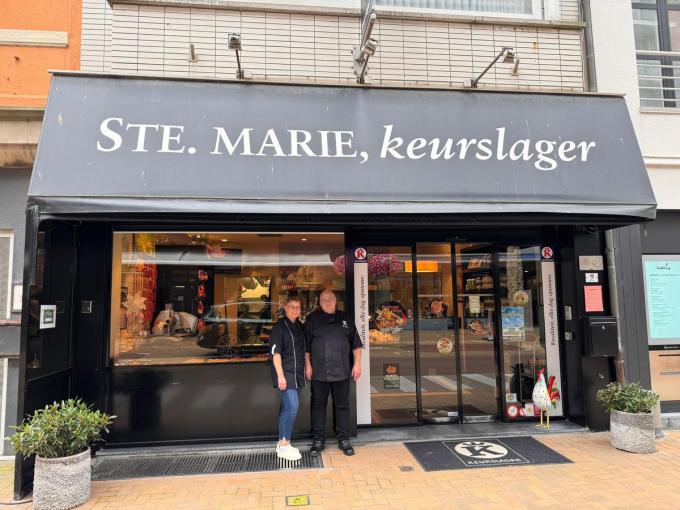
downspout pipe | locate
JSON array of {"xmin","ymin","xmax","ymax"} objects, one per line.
[
  {"xmin": 581, "ymin": 0, "xmax": 624, "ymax": 379},
  {"xmin": 581, "ymin": 0, "xmax": 598, "ymax": 93}
]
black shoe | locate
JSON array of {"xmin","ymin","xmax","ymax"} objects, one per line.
[
  {"xmin": 338, "ymin": 439, "xmax": 354, "ymax": 456},
  {"xmin": 310, "ymin": 439, "xmax": 325, "ymax": 456}
]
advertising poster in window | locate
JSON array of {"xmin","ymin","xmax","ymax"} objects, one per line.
[
  {"xmin": 643, "ymin": 256, "xmax": 680, "ymax": 346},
  {"xmin": 501, "ymin": 306, "xmax": 525, "ymax": 342}
]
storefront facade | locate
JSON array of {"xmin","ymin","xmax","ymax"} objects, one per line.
[{"xmin": 14, "ymin": 71, "xmax": 655, "ymax": 492}]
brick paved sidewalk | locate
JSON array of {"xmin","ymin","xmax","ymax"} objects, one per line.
[{"xmin": 2, "ymin": 432, "xmax": 680, "ymax": 510}]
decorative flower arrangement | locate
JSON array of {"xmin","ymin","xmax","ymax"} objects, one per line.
[
  {"xmin": 128, "ymin": 292, "xmax": 147, "ymax": 323},
  {"xmin": 333, "ymin": 254, "xmax": 402, "ymax": 277},
  {"xmin": 369, "ymin": 253, "xmax": 402, "ymax": 277},
  {"xmin": 333, "ymin": 255, "xmax": 346, "ymax": 277}
]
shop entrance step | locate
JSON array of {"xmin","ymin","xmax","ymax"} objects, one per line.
[{"xmin": 91, "ymin": 449, "xmax": 322, "ymax": 480}]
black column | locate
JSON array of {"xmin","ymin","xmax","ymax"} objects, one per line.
[{"xmin": 610, "ymin": 225, "xmax": 651, "ymax": 388}]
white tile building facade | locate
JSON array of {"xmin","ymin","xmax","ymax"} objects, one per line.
[{"xmin": 81, "ymin": 0, "xmax": 585, "ymax": 91}]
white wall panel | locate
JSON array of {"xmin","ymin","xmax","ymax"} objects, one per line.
[{"xmin": 82, "ymin": 2, "xmax": 583, "ymax": 91}]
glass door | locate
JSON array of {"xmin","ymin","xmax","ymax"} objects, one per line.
[
  {"xmin": 455, "ymin": 243, "xmax": 500, "ymax": 422},
  {"xmin": 415, "ymin": 244, "xmax": 459, "ymax": 422},
  {"xmin": 498, "ymin": 245, "xmax": 549, "ymax": 421},
  {"xmin": 366, "ymin": 246, "xmax": 418, "ymax": 425}
]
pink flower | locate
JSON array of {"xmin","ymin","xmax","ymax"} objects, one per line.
[
  {"xmin": 333, "ymin": 253, "xmax": 402, "ymax": 278},
  {"xmin": 368, "ymin": 254, "xmax": 401, "ymax": 277},
  {"xmin": 333, "ymin": 255, "xmax": 346, "ymax": 276}
]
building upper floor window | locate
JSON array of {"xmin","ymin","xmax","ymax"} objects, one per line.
[
  {"xmin": 375, "ymin": 0, "xmax": 532, "ymax": 15},
  {"xmin": 0, "ymin": 232, "xmax": 13, "ymax": 320},
  {"xmin": 633, "ymin": 0, "xmax": 680, "ymax": 108}
]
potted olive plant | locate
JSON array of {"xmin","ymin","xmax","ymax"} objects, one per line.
[
  {"xmin": 596, "ymin": 382, "xmax": 659, "ymax": 454},
  {"xmin": 9, "ymin": 399, "xmax": 115, "ymax": 510}
]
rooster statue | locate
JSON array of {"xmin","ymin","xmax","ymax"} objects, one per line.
[{"xmin": 532, "ymin": 368, "xmax": 560, "ymax": 429}]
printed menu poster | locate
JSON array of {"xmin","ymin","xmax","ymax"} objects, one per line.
[{"xmin": 644, "ymin": 259, "xmax": 680, "ymax": 343}]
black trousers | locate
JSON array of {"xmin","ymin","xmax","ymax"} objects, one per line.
[{"xmin": 311, "ymin": 378, "xmax": 350, "ymax": 442}]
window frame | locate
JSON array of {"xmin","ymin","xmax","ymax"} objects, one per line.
[
  {"xmin": 374, "ymin": 0, "xmax": 557, "ymax": 21},
  {"xmin": 0, "ymin": 231, "xmax": 14, "ymax": 320},
  {"xmin": 0, "ymin": 357, "xmax": 7, "ymax": 455},
  {"xmin": 634, "ymin": 0, "xmax": 680, "ymax": 108}
]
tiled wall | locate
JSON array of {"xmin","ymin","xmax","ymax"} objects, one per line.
[{"xmin": 82, "ymin": 0, "xmax": 584, "ymax": 91}]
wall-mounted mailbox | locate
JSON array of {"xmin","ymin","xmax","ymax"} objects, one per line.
[{"xmin": 582, "ymin": 316, "xmax": 618, "ymax": 357}]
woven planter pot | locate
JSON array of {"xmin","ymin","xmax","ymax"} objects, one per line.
[
  {"xmin": 34, "ymin": 448, "xmax": 91, "ymax": 510},
  {"xmin": 610, "ymin": 410, "xmax": 656, "ymax": 454}
]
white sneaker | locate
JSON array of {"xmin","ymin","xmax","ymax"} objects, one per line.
[
  {"xmin": 277, "ymin": 443, "xmax": 300, "ymax": 454},
  {"xmin": 277, "ymin": 444, "xmax": 302, "ymax": 461}
]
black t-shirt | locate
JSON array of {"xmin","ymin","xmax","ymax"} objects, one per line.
[
  {"xmin": 305, "ymin": 309, "xmax": 363, "ymax": 382},
  {"xmin": 269, "ymin": 317, "xmax": 306, "ymax": 390}
]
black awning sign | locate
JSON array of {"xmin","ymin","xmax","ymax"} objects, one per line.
[
  {"xmin": 97, "ymin": 120, "xmax": 597, "ymax": 173},
  {"xmin": 30, "ymin": 74, "xmax": 656, "ymax": 219}
]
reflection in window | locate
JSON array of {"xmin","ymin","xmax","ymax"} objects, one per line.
[
  {"xmin": 375, "ymin": 0, "xmax": 532, "ymax": 15},
  {"xmin": 499, "ymin": 246, "xmax": 547, "ymax": 419},
  {"xmin": 670, "ymin": 10, "xmax": 680, "ymax": 50},
  {"xmin": 0, "ymin": 234, "xmax": 11, "ymax": 320},
  {"xmin": 110, "ymin": 232, "xmax": 344, "ymax": 366},
  {"xmin": 365, "ymin": 247, "xmax": 418, "ymax": 425},
  {"xmin": 633, "ymin": 8, "xmax": 660, "ymax": 51},
  {"xmin": 638, "ymin": 59, "xmax": 664, "ymax": 108},
  {"xmin": 26, "ymin": 233, "xmax": 45, "ymax": 376}
]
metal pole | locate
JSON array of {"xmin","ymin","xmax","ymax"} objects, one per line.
[
  {"xmin": 471, "ymin": 49, "xmax": 506, "ymax": 88},
  {"xmin": 235, "ymin": 50, "xmax": 243, "ymax": 79}
]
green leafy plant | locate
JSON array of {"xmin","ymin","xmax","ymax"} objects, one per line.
[
  {"xmin": 9, "ymin": 399, "xmax": 115, "ymax": 459},
  {"xmin": 596, "ymin": 382, "xmax": 659, "ymax": 414}
]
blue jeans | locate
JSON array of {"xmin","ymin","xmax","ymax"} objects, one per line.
[{"xmin": 278, "ymin": 388, "xmax": 300, "ymax": 441}]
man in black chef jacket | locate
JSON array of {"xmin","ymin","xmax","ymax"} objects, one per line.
[{"xmin": 305, "ymin": 289, "xmax": 363, "ymax": 456}]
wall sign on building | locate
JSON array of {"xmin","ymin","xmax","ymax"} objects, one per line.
[
  {"xmin": 643, "ymin": 256, "xmax": 680, "ymax": 346},
  {"xmin": 39, "ymin": 304, "xmax": 56, "ymax": 330},
  {"xmin": 31, "ymin": 75, "xmax": 655, "ymax": 220}
]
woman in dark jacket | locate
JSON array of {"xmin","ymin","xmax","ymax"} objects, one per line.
[{"xmin": 270, "ymin": 296, "xmax": 306, "ymax": 461}]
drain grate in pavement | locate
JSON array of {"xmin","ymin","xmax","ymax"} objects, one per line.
[{"xmin": 92, "ymin": 449, "xmax": 323, "ymax": 480}]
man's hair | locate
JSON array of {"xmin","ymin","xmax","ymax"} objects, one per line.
[{"xmin": 320, "ymin": 289, "xmax": 336, "ymax": 301}]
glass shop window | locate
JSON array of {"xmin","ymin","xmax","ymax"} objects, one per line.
[
  {"xmin": 498, "ymin": 246, "xmax": 548, "ymax": 419},
  {"xmin": 109, "ymin": 232, "xmax": 345, "ymax": 366}
]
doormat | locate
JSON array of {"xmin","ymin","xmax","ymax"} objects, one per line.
[
  {"xmin": 92, "ymin": 449, "xmax": 323, "ymax": 480},
  {"xmin": 404, "ymin": 436, "xmax": 571, "ymax": 471}
]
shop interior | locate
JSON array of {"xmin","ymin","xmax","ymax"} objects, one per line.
[
  {"xmin": 364, "ymin": 242, "xmax": 549, "ymax": 425},
  {"xmin": 109, "ymin": 232, "xmax": 345, "ymax": 366}
]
